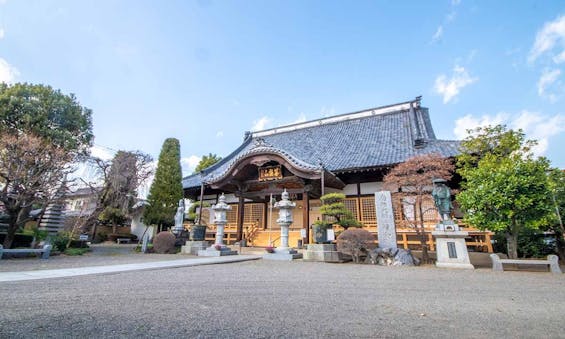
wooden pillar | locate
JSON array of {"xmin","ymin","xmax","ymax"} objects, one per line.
[
  {"xmin": 198, "ymin": 182, "xmax": 205, "ymax": 224},
  {"xmin": 263, "ymin": 198, "xmax": 269, "ymax": 230},
  {"xmin": 356, "ymin": 182, "xmax": 362, "ymax": 227},
  {"xmin": 486, "ymin": 232, "xmax": 494, "ymax": 253},
  {"xmin": 302, "ymin": 192, "xmax": 310, "ymax": 245},
  {"xmin": 236, "ymin": 195, "xmax": 245, "ymax": 241},
  {"xmin": 320, "ymin": 169, "xmax": 325, "ymax": 197}
]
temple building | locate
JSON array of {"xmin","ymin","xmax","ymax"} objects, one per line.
[{"xmin": 182, "ymin": 97, "xmax": 493, "ymax": 252}]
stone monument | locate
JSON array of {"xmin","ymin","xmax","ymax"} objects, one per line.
[
  {"xmin": 375, "ymin": 191, "xmax": 397, "ymax": 249},
  {"xmin": 171, "ymin": 199, "xmax": 185, "ymax": 235},
  {"xmin": 197, "ymin": 194, "xmax": 238, "ymax": 257},
  {"xmin": 263, "ymin": 189, "xmax": 303, "ymax": 261},
  {"xmin": 431, "ymin": 179, "xmax": 474, "ymax": 269}
]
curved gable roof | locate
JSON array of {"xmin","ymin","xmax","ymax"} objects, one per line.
[{"xmin": 183, "ymin": 98, "xmax": 460, "ymax": 189}]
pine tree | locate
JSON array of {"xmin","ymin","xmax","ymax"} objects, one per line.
[{"xmin": 144, "ymin": 138, "xmax": 183, "ymax": 231}]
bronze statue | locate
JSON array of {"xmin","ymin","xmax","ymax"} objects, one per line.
[{"xmin": 432, "ymin": 178, "xmax": 452, "ymax": 221}]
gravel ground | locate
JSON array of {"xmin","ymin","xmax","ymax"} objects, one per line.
[{"xmin": 1, "ymin": 258, "xmax": 563, "ymax": 338}]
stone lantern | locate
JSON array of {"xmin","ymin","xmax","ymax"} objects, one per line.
[
  {"xmin": 198, "ymin": 193, "xmax": 237, "ymax": 256},
  {"xmin": 263, "ymin": 189, "xmax": 303, "ymax": 260}
]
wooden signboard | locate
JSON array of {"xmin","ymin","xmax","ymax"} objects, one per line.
[{"xmin": 259, "ymin": 165, "xmax": 283, "ymax": 181}]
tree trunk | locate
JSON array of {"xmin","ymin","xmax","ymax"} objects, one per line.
[
  {"xmin": 112, "ymin": 222, "xmax": 117, "ymax": 235},
  {"xmin": 554, "ymin": 228, "xmax": 565, "ymax": 263},
  {"xmin": 505, "ymin": 231, "xmax": 518, "ymax": 259},
  {"xmin": 3, "ymin": 215, "xmax": 18, "ymax": 249}
]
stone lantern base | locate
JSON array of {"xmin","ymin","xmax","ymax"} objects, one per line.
[
  {"xmin": 263, "ymin": 248, "xmax": 303, "ymax": 261},
  {"xmin": 181, "ymin": 241, "xmax": 209, "ymax": 255},
  {"xmin": 198, "ymin": 245, "xmax": 238, "ymax": 257},
  {"xmin": 303, "ymin": 244, "xmax": 344, "ymax": 262}
]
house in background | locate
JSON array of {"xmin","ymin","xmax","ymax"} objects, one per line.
[
  {"xmin": 63, "ymin": 187, "xmax": 99, "ymax": 218},
  {"xmin": 130, "ymin": 200, "xmax": 154, "ymax": 242},
  {"xmin": 182, "ymin": 97, "xmax": 493, "ymax": 251}
]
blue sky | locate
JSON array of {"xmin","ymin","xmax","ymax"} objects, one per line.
[{"xmin": 1, "ymin": 0, "xmax": 564, "ymax": 175}]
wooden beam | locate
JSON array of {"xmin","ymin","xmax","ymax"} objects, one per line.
[
  {"xmin": 237, "ymin": 188, "xmax": 307, "ymax": 198},
  {"xmin": 303, "ymin": 192, "xmax": 310, "ymax": 245}
]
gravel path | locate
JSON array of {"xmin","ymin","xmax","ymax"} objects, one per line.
[{"xmin": 1, "ymin": 259, "xmax": 563, "ymax": 338}]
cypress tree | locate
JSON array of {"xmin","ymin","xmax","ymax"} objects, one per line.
[{"xmin": 144, "ymin": 138, "xmax": 183, "ymax": 231}]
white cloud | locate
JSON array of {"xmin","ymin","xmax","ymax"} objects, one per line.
[
  {"xmin": 0, "ymin": 28, "xmax": 4, "ymax": 39},
  {"xmin": 537, "ymin": 68, "xmax": 562, "ymax": 101},
  {"xmin": 529, "ymin": 15, "xmax": 565, "ymax": 64},
  {"xmin": 181, "ymin": 155, "xmax": 201, "ymax": 175},
  {"xmin": 0, "ymin": 57, "xmax": 19, "ymax": 84},
  {"xmin": 446, "ymin": 11, "xmax": 457, "ymax": 23},
  {"xmin": 451, "ymin": 0, "xmax": 461, "ymax": 5},
  {"xmin": 453, "ymin": 111, "xmax": 565, "ymax": 156},
  {"xmin": 216, "ymin": 131, "xmax": 224, "ymax": 138},
  {"xmin": 434, "ymin": 65, "xmax": 478, "ymax": 103},
  {"xmin": 453, "ymin": 113, "xmax": 509, "ymax": 139},
  {"xmin": 431, "ymin": 26, "xmax": 443, "ymax": 43},
  {"xmin": 251, "ymin": 116, "xmax": 271, "ymax": 131}
]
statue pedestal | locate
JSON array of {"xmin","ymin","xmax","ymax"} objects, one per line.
[
  {"xmin": 181, "ymin": 241, "xmax": 209, "ymax": 255},
  {"xmin": 432, "ymin": 230, "xmax": 474, "ymax": 270},
  {"xmin": 263, "ymin": 248, "xmax": 302, "ymax": 261},
  {"xmin": 303, "ymin": 244, "xmax": 344, "ymax": 262},
  {"xmin": 198, "ymin": 244, "xmax": 238, "ymax": 257}
]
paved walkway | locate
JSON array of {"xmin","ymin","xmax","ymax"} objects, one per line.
[{"xmin": 0, "ymin": 255, "xmax": 261, "ymax": 282}]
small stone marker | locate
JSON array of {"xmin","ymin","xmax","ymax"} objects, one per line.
[
  {"xmin": 375, "ymin": 191, "xmax": 397, "ymax": 249},
  {"xmin": 447, "ymin": 242, "xmax": 457, "ymax": 258},
  {"xmin": 141, "ymin": 233, "xmax": 149, "ymax": 253},
  {"xmin": 326, "ymin": 229, "xmax": 335, "ymax": 241}
]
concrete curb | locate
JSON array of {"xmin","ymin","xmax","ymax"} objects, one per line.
[{"xmin": 0, "ymin": 255, "xmax": 261, "ymax": 282}]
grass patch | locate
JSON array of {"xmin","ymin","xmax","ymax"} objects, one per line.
[{"xmin": 64, "ymin": 248, "xmax": 91, "ymax": 256}]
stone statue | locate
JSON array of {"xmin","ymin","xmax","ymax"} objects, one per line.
[
  {"xmin": 172, "ymin": 199, "xmax": 185, "ymax": 234},
  {"xmin": 432, "ymin": 179, "xmax": 452, "ymax": 221}
]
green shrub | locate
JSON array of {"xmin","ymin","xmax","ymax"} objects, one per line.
[
  {"xmin": 319, "ymin": 193, "xmax": 361, "ymax": 230},
  {"xmin": 93, "ymin": 231, "xmax": 108, "ymax": 244},
  {"xmin": 492, "ymin": 229, "xmax": 556, "ymax": 258},
  {"xmin": 23, "ymin": 227, "xmax": 49, "ymax": 246},
  {"xmin": 0, "ymin": 233, "xmax": 34, "ymax": 248},
  {"xmin": 51, "ymin": 232, "xmax": 71, "ymax": 252},
  {"xmin": 68, "ymin": 240, "xmax": 89, "ymax": 249},
  {"xmin": 64, "ymin": 248, "xmax": 90, "ymax": 256},
  {"xmin": 187, "ymin": 201, "xmax": 211, "ymax": 223}
]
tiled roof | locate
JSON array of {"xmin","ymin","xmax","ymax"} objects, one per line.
[{"xmin": 183, "ymin": 98, "xmax": 460, "ymax": 189}]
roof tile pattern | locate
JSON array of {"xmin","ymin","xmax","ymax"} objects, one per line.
[{"xmin": 183, "ymin": 104, "xmax": 460, "ymax": 189}]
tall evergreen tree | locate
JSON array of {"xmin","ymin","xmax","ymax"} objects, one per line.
[
  {"xmin": 144, "ymin": 138, "xmax": 183, "ymax": 231},
  {"xmin": 193, "ymin": 153, "xmax": 222, "ymax": 173}
]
